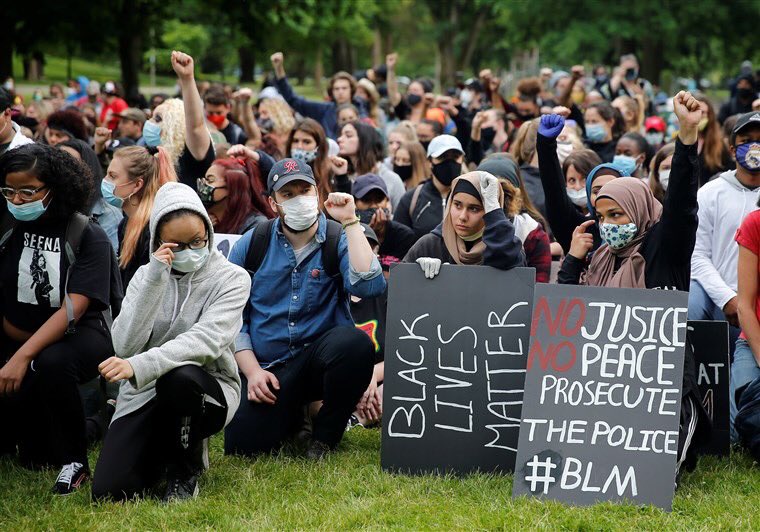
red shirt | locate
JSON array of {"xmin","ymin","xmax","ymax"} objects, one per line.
[
  {"xmin": 735, "ymin": 210, "xmax": 760, "ymax": 339},
  {"xmin": 100, "ymin": 97, "xmax": 128, "ymax": 131}
]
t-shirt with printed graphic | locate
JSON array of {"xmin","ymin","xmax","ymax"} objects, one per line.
[
  {"xmin": 0, "ymin": 218, "xmax": 112, "ymax": 333},
  {"xmin": 350, "ymin": 291, "xmax": 387, "ymax": 364}
]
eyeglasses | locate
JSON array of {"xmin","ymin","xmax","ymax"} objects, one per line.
[
  {"xmin": 158, "ymin": 236, "xmax": 209, "ymax": 252},
  {"xmin": 1, "ymin": 185, "xmax": 48, "ymax": 202}
]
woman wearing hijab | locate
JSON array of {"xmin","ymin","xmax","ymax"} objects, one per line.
[
  {"xmin": 403, "ymin": 171, "xmax": 524, "ymax": 277},
  {"xmin": 560, "ymin": 91, "xmax": 708, "ymax": 478},
  {"xmin": 57, "ymin": 139, "xmax": 123, "ymax": 251}
]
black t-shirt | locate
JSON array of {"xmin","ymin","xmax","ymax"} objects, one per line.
[
  {"xmin": 350, "ymin": 292, "xmax": 387, "ymax": 364},
  {"xmin": 220, "ymin": 121, "xmax": 248, "ymax": 146},
  {"xmin": 0, "ymin": 218, "xmax": 111, "ymax": 332},
  {"xmin": 117, "ymin": 215, "xmax": 151, "ymax": 289},
  {"xmin": 177, "ymin": 141, "xmax": 215, "ymax": 190}
]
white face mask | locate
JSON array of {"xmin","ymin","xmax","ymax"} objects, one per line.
[
  {"xmin": 277, "ymin": 194, "xmax": 319, "ymax": 231},
  {"xmin": 556, "ymin": 141, "xmax": 574, "ymax": 164},
  {"xmin": 171, "ymin": 247, "xmax": 210, "ymax": 273},
  {"xmin": 566, "ymin": 187, "xmax": 587, "ymax": 208},
  {"xmin": 659, "ymin": 169, "xmax": 671, "ymax": 190}
]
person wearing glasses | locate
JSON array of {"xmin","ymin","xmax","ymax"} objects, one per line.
[
  {"xmin": 0, "ymin": 144, "xmax": 116, "ymax": 495},
  {"xmin": 92, "ymin": 182, "xmax": 250, "ymax": 503}
]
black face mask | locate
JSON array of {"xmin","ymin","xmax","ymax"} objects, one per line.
[
  {"xmin": 737, "ymin": 87, "xmax": 755, "ymax": 101},
  {"xmin": 432, "ymin": 159, "xmax": 461, "ymax": 187},
  {"xmin": 198, "ymin": 183, "xmax": 226, "ymax": 208},
  {"xmin": 394, "ymin": 164, "xmax": 413, "ymax": 182},
  {"xmin": 406, "ymin": 93, "xmax": 422, "ymax": 107},
  {"xmin": 480, "ymin": 127, "xmax": 496, "ymax": 147},
  {"xmin": 257, "ymin": 117, "xmax": 274, "ymax": 131},
  {"xmin": 356, "ymin": 208, "xmax": 390, "ymax": 224},
  {"xmin": 517, "ymin": 112, "xmax": 536, "ymax": 122},
  {"xmin": 420, "ymin": 140, "xmax": 431, "ymax": 153}
]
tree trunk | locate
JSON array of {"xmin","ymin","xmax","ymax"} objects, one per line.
[
  {"xmin": 314, "ymin": 48, "xmax": 324, "ymax": 93},
  {"xmin": 238, "ymin": 45, "xmax": 255, "ymax": 83},
  {"xmin": 458, "ymin": 6, "xmax": 489, "ymax": 74},
  {"xmin": 118, "ymin": 0, "xmax": 144, "ymax": 103},
  {"xmin": 640, "ymin": 36, "xmax": 664, "ymax": 86},
  {"xmin": 436, "ymin": 0, "xmax": 459, "ymax": 89},
  {"xmin": 0, "ymin": 10, "xmax": 12, "ymax": 81},
  {"xmin": 294, "ymin": 56, "xmax": 307, "ymax": 86},
  {"xmin": 372, "ymin": 28, "xmax": 382, "ymax": 68}
]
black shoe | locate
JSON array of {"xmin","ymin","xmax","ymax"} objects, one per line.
[
  {"xmin": 345, "ymin": 414, "xmax": 364, "ymax": 432},
  {"xmin": 162, "ymin": 473, "xmax": 199, "ymax": 503},
  {"xmin": 306, "ymin": 440, "xmax": 331, "ymax": 460},
  {"xmin": 52, "ymin": 462, "xmax": 89, "ymax": 495}
]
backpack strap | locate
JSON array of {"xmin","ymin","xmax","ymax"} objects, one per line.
[
  {"xmin": 408, "ymin": 183, "xmax": 424, "ymax": 220},
  {"xmin": 0, "ymin": 211, "xmax": 16, "ymax": 254},
  {"xmin": 63, "ymin": 213, "xmax": 89, "ymax": 335},
  {"xmin": 323, "ymin": 220, "xmax": 343, "ymax": 279},
  {"xmin": 244, "ymin": 218, "xmax": 276, "ymax": 275}
]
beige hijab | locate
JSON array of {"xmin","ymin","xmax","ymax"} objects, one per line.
[
  {"xmin": 441, "ymin": 171, "xmax": 505, "ymax": 265},
  {"xmin": 583, "ymin": 177, "xmax": 663, "ymax": 288}
]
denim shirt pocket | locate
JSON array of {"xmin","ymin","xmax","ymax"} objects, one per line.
[{"xmin": 306, "ymin": 268, "xmax": 336, "ymax": 313}]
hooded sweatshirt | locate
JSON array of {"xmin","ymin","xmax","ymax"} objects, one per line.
[
  {"xmin": 110, "ymin": 182, "xmax": 251, "ymax": 425},
  {"xmin": 691, "ymin": 169, "xmax": 760, "ymax": 309}
]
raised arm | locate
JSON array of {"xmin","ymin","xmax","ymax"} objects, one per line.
[
  {"xmin": 172, "ymin": 51, "xmax": 211, "ymax": 161},
  {"xmin": 386, "ymin": 53, "xmax": 401, "ymax": 108},
  {"xmin": 233, "ymin": 88, "xmax": 261, "ymax": 147},
  {"xmin": 270, "ymin": 52, "xmax": 330, "ymax": 122},
  {"xmin": 480, "ymin": 173, "xmax": 526, "ymax": 270}
]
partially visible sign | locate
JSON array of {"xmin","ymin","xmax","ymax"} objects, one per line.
[{"xmin": 215, "ymin": 234, "xmax": 242, "ymax": 258}]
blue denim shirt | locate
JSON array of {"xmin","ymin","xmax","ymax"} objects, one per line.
[{"xmin": 229, "ymin": 214, "xmax": 386, "ymax": 368}]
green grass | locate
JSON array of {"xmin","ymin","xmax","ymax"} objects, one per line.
[{"xmin": 1, "ymin": 429, "xmax": 760, "ymax": 530}]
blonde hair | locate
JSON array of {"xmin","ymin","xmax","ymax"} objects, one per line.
[
  {"xmin": 391, "ymin": 121, "xmax": 419, "ymax": 143},
  {"xmin": 398, "ymin": 140, "xmax": 429, "ymax": 188},
  {"xmin": 613, "ymin": 95, "xmax": 642, "ymax": 133},
  {"xmin": 28, "ymin": 100, "xmax": 54, "ymax": 122},
  {"xmin": 153, "ymin": 98, "xmax": 187, "ymax": 166},
  {"xmin": 358, "ymin": 78, "xmax": 381, "ymax": 124},
  {"xmin": 259, "ymin": 98, "xmax": 295, "ymax": 136},
  {"xmin": 114, "ymin": 146, "xmax": 178, "ymax": 268},
  {"xmin": 510, "ymin": 118, "xmax": 540, "ymax": 165}
]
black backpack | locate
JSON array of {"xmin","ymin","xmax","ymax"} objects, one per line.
[
  {"xmin": 244, "ymin": 218, "xmax": 343, "ymax": 280},
  {"xmin": 0, "ymin": 212, "xmax": 123, "ymax": 334}
]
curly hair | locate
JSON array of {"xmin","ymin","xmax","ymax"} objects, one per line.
[
  {"xmin": 152, "ymin": 98, "xmax": 187, "ymax": 166},
  {"xmin": 0, "ymin": 143, "xmax": 93, "ymax": 220},
  {"xmin": 46, "ymin": 109, "xmax": 88, "ymax": 142},
  {"xmin": 259, "ymin": 98, "xmax": 295, "ymax": 136}
]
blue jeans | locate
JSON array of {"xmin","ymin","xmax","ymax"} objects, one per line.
[
  {"xmin": 689, "ymin": 279, "xmax": 742, "ymax": 441},
  {"xmin": 732, "ymin": 339, "xmax": 760, "ymax": 443}
]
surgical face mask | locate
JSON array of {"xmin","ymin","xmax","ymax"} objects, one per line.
[
  {"xmin": 585, "ymin": 123, "xmax": 607, "ymax": 143},
  {"xmin": 291, "ymin": 148, "xmax": 318, "ymax": 164},
  {"xmin": 142, "ymin": 120, "xmax": 162, "ymax": 147},
  {"xmin": 171, "ymin": 247, "xmax": 210, "ymax": 273},
  {"xmin": 736, "ymin": 141, "xmax": 760, "ymax": 173},
  {"xmin": 556, "ymin": 141, "xmax": 574, "ymax": 164},
  {"xmin": 613, "ymin": 154, "xmax": 640, "ymax": 176},
  {"xmin": 459, "ymin": 89, "xmax": 473, "ymax": 109},
  {"xmin": 394, "ymin": 164, "xmax": 413, "ymax": 182},
  {"xmin": 645, "ymin": 132, "xmax": 664, "ymax": 146},
  {"xmin": 566, "ymin": 187, "xmax": 587, "ymax": 208},
  {"xmin": 432, "ymin": 159, "xmax": 461, "ymax": 187},
  {"xmin": 277, "ymin": 194, "xmax": 319, "ymax": 231},
  {"xmin": 6, "ymin": 190, "xmax": 51, "ymax": 222},
  {"xmin": 658, "ymin": 169, "xmax": 671, "ymax": 190},
  {"xmin": 698, "ymin": 117, "xmax": 709, "ymax": 132},
  {"xmin": 101, "ymin": 179, "xmax": 125, "ymax": 208},
  {"xmin": 600, "ymin": 222, "xmax": 638, "ymax": 250}
]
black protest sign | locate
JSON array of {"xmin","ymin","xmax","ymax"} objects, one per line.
[
  {"xmin": 688, "ymin": 320, "xmax": 730, "ymax": 456},
  {"xmin": 513, "ymin": 284, "xmax": 688, "ymax": 511},
  {"xmin": 381, "ymin": 264, "xmax": 535, "ymax": 474}
]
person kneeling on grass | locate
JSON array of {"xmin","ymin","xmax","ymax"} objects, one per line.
[
  {"xmin": 0, "ymin": 144, "xmax": 118, "ymax": 495},
  {"xmin": 403, "ymin": 171, "xmax": 525, "ymax": 277},
  {"xmin": 91, "ymin": 182, "xmax": 250, "ymax": 503},
  {"xmin": 223, "ymin": 158, "xmax": 386, "ymax": 460}
]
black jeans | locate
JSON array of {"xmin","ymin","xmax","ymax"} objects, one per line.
[
  {"xmin": 91, "ymin": 365, "xmax": 227, "ymax": 502},
  {"xmin": 224, "ymin": 325, "xmax": 374, "ymax": 456},
  {"xmin": 0, "ymin": 319, "xmax": 111, "ymax": 468}
]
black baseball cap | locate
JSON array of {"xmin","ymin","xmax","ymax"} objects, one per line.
[
  {"xmin": 732, "ymin": 112, "xmax": 760, "ymax": 144},
  {"xmin": 351, "ymin": 173, "xmax": 388, "ymax": 199},
  {"xmin": 267, "ymin": 158, "xmax": 316, "ymax": 194},
  {"xmin": 360, "ymin": 223, "xmax": 379, "ymax": 246}
]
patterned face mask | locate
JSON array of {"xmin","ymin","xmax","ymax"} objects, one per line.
[{"xmin": 599, "ymin": 222, "xmax": 638, "ymax": 250}]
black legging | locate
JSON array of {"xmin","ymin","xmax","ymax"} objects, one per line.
[
  {"xmin": 0, "ymin": 319, "xmax": 111, "ymax": 469},
  {"xmin": 92, "ymin": 365, "xmax": 227, "ymax": 501}
]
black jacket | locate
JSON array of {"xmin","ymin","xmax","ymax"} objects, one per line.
[
  {"xmin": 395, "ymin": 179, "xmax": 447, "ymax": 241},
  {"xmin": 587, "ymin": 139, "xmax": 616, "ymax": 163},
  {"xmin": 403, "ymin": 209, "xmax": 526, "ymax": 270},
  {"xmin": 537, "ymin": 132, "xmax": 600, "ymax": 254},
  {"xmin": 558, "ymin": 138, "xmax": 699, "ymax": 291}
]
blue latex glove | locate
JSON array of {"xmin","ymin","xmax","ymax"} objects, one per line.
[{"xmin": 538, "ymin": 114, "xmax": 565, "ymax": 139}]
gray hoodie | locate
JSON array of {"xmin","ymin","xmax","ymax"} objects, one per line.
[{"xmin": 111, "ymin": 182, "xmax": 251, "ymax": 425}]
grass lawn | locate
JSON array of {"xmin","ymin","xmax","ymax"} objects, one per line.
[{"xmin": 1, "ymin": 428, "xmax": 759, "ymax": 530}]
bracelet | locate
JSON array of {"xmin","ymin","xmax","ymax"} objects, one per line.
[{"xmin": 342, "ymin": 217, "xmax": 361, "ymax": 229}]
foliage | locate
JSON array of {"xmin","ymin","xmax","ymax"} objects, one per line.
[
  {"xmin": 149, "ymin": 20, "xmax": 212, "ymax": 73},
  {"xmin": 2, "ymin": 430, "xmax": 760, "ymax": 529}
]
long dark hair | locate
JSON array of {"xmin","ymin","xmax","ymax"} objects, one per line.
[
  {"xmin": 342, "ymin": 120, "xmax": 381, "ymax": 175},
  {"xmin": 210, "ymin": 158, "xmax": 275, "ymax": 234},
  {"xmin": 59, "ymin": 139, "xmax": 104, "ymax": 210},
  {"xmin": 0, "ymin": 143, "xmax": 93, "ymax": 220}
]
